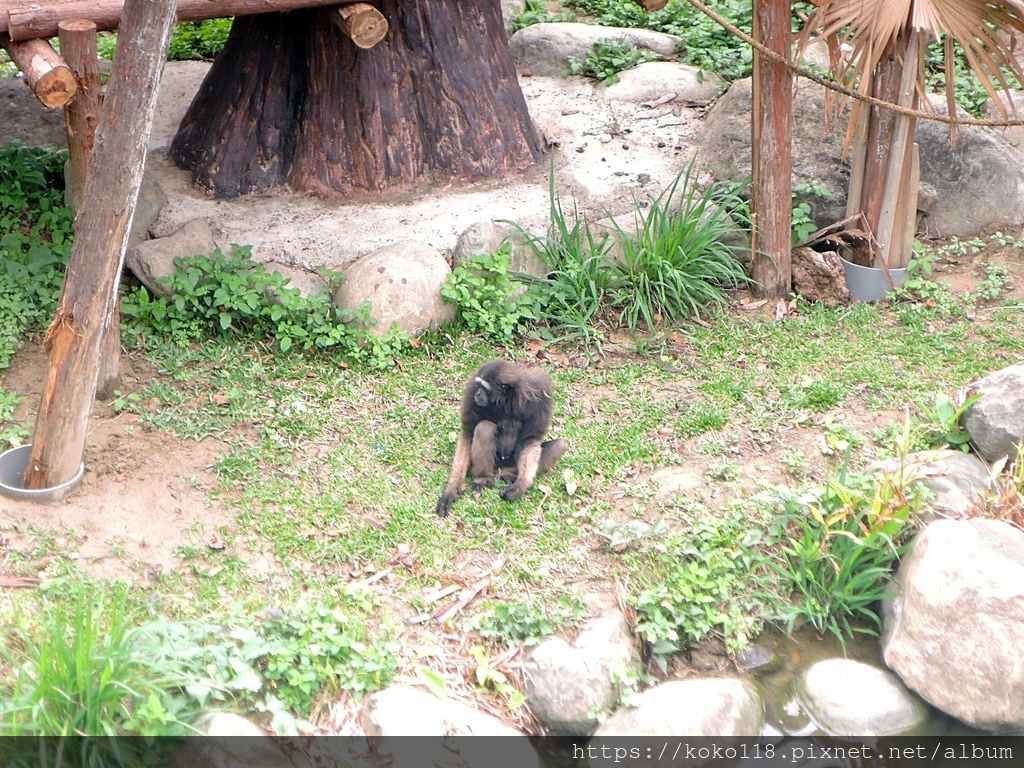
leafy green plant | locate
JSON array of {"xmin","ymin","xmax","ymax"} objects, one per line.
[
  {"xmin": 568, "ymin": 38, "xmax": 660, "ymax": 85},
  {"xmin": 918, "ymin": 391, "xmax": 980, "ymax": 451},
  {"xmin": 465, "ymin": 596, "xmax": 587, "ymax": 646},
  {"xmin": 511, "ymin": 0, "xmax": 571, "ymax": 33},
  {"xmin": 608, "ymin": 161, "xmax": 750, "ymax": 331},
  {"xmin": 121, "ymin": 245, "xmax": 409, "ymax": 367},
  {"xmin": 767, "ymin": 463, "xmax": 921, "ymax": 647},
  {"xmin": 440, "ymin": 245, "xmax": 540, "ymax": 344},
  {"xmin": 676, "ymin": 402, "xmax": 727, "ymax": 436},
  {"xmin": 631, "ymin": 506, "xmax": 768, "ymax": 667},
  {"xmin": 0, "ymin": 142, "xmax": 73, "ymax": 370},
  {"xmin": 168, "ymin": 19, "xmax": 232, "ymax": 61},
  {"xmin": 975, "ymin": 263, "xmax": 1011, "ymax": 303},
  {"xmin": 469, "ymin": 647, "xmax": 525, "ymax": 710}
]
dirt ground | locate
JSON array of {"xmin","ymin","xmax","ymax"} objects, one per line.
[{"xmin": 3, "ymin": 61, "xmax": 1024, "ymax": 585}]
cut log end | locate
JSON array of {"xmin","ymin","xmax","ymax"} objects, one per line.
[
  {"xmin": 37, "ymin": 66, "xmax": 79, "ymax": 108},
  {"xmin": 635, "ymin": 0, "xmax": 669, "ymax": 10},
  {"xmin": 332, "ymin": 3, "xmax": 388, "ymax": 48}
]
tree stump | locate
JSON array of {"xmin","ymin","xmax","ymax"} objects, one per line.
[{"xmin": 170, "ymin": 0, "xmax": 544, "ymax": 198}]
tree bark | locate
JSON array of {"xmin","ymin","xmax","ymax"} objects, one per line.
[
  {"xmin": 750, "ymin": 0, "xmax": 792, "ymax": 299},
  {"xmin": 58, "ymin": 18, "xmax": 121, "ymax": 400},
  {"xmin": 1, "ymin": 0, "xmax": 364, "ymax": 40},
  {"xmin": 170, "ymin": 0, "xmax": 543, "ymax": 198},
  {"xmin": 0, "ymin": 34, "xmax": 76, "ymax": 106},
  {"xmin": 23, "ymin": 0, "xmax": 175, "ymax": 490}
]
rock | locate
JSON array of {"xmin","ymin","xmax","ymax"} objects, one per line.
[
  {"xmin": 333, "ymin": 241, "xmax": 455, "ymax": 336},
  {"xmin": 871, "ymin": 449, "xmax": 992, "ymax": 521},
  {"xmin": 0, "ymin": 78, "xmax": 68, "ymax": 148},
  {"xmin": 733, "ymin": 642, "xmax": 778, "ymax": 673},
  {"xmin": 604, "ymin": 61, "xmax": 722, "ymax": 104},
  {"xmin": 170, "ymin": 712, "xmax": 291, "ymax": 768},
  {"xmin": 509, "ymin": 22, "xmax": 683, "ymax": 78},
  {"xmin": 593, "ymin": 678, "xmax": 763, "ymax": 736},
  {"xmin": 883, "ymin": 518, "xmax": 1024, "ymax": 731},
  {"xmin": 985, "ymin": 88, "xmax": 1024, "ymax": 151},
  {"xmin": 523, "ymin": 609, "xmax": 642, "ymax": 734},
  {"xmin": 962, "ymin": 363, "xmax": 1024, "ymax": 463},
  {"xmin": 453, "ymin": 220, "xmax": 548, "ymax": 279},
  {"xmin": 501, "ymin": 0, "xmax": 526, "ymax": 35},
  {"xmin": 362, "ymin": 685, "xmax": 524, "ymax": 736},
  {"xmin": 127, "ymin": 174, "xmax": 169, "ymax": 250},
  {"xmin": 126, "ymin": 218, "xmax": 225, "ymax": 298},
  {"xmin": 797, "ymin": 658, "xmax": 931, "ymax": 736},
  {"xmin": 791, "ymin": 247, "xmax": 850, "ymax": 307},
  {"xmin": 701, "ymin": 77, "xmax": 1024, "ymax": 238}
]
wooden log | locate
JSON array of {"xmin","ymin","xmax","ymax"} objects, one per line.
[
  {"xmin": 3, "ymin": 0, "xmax": 365, "ymax": 40},
  {"xmin": 0, "ymin": 33, "xmax": 76, "ymax": 107},
  {"xmin": 330, "ymin": 3, "xmax": 386, "ymax": 49},
  {"xmin": 23, "ymin": 0, "xmax": 176, "ymax": 490},
  {"xmin": 58, "ymin": 18, "xmax": 120, "ymax": 399},
  {"xmin": 749, "ymin": 0, "xmax": 792, "ymax": 299}
]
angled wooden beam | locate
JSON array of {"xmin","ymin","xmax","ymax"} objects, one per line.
[{"xmin": 0, "ymin": 33, "xmax": 76, "ymax": 106}]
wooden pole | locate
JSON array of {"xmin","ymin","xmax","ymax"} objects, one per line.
[
  {"xmin": 58, "ymin": 17, "xmax": 120, "ymax": 400},
  {"xmin": 330, "ymin": 3, "xmax": 387, "ymax": 49},
  {"xmin": 3, "ymin": 0, "xmax": 366, "ymax": 40},
  {"xmin": 0, "ymin": 33, "xmax": 76, "ymax": 107},
  {"xmin": 750, "ymin": 0, "xmax": 792, "ymax": 299},
  {"xmin": 23, "ymin": 0, "xmax": 176, "ymax": 490}
]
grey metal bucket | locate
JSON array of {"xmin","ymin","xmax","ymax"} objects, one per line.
[
  {"xmin": 841, "ymin": 258, "xmax": 909, "ymax": 303},
  {"xmin": 0, "ymin": 444, "xmax": 84, "ymax": 504}
]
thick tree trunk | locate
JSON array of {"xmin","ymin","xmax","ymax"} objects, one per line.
[
  {"xmin": 23, "ymin": 0, "xmax": 175, "ymax": 489},
  {"xmin": 170, "ymin": 0, "xmax": 543, "ymax": 198}
]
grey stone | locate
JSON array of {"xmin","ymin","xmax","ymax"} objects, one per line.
[
  {"xmin": 797, "ymin": 658, "xmax": 931, "ymax": 736},
  {"xmin": 0, "ymin": 78, "xmax": 67, "ymax": 148},
  {"xmin": 501, "ymin": 0, "xmax": 526, "ymax": 35},
  {"xmin": 870, "ymin": 449, "xmax": 992, "ymax": 521},
  {"xmin": 604, "ymin": 61, "xmax": 721, "ymax": 104},
  {"xmin": 333, "ymin": 241, "xmax": 455, "ymax": 336},
  {"xmin": 883, "ymin": 519, "xmax": 1024, "ymax": 731},
  {"xmin": 592, "ymin": 678, "xmax": 763, "ymax": 736},
  {"xmin": 701, "ymin": 77, "xmax": 1024, "ymax": 238},
  {"xmin": 362, "ymin": 686, "xmax": 533, "ymax": 742},
  {"xmin": 126, "ymin": 218, "xmax": 225, "ymax": 298},
  {"xmin": 509, "ymin": 22, "xmax": 683, "ymax": 78},
  {"xmin": 985, "ymin": 88, "xmax": 1024, "ymax": 151},
  {"xmin": 170, "ymin": 713, "xmax": 290, "ymax": 768},
  {"xmin": 523, "ymin": 610, "xmax": 642, "ymax": 734},
  {"xmin": 127, "ymin": 174, "xmax": 169, "ymax": 250},
  {"xmin": 962, "ymin": 363, "xmax": 1024, "ymax": 463},
  {"xmin": 453, "ymin": 219, "xmax": 548, "ymax": 279}
]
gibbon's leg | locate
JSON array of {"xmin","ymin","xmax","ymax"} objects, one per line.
[
  {"xmin": 470, "ymin": 420, "xmax": 499, "ymax": 493},
  {"xmin": 437, "ymin": 432, "xmax": 472, "ymax": 517},
  {"xmin": 538, "ymin": 438, "xmax": 568, "ymax": 473},
  {"xmin": 501, "ymin": 440, "xmax": 542, "ymax": 502}
]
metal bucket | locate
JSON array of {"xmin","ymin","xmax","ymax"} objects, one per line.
[
  {"xmin": 0, "ymin": 444, "xmax": 84, "ymax": 504},
  {"xmin": 841, "ymin": 258, "xmax": 909, "ymax": 303}
]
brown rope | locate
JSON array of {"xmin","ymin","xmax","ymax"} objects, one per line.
[{"xmin": 685, "ymin": 0, "xmax": 1024, "ymax": 128}]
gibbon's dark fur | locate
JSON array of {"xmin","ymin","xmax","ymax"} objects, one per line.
[{"xmin": 436, "ymin": 360, "xmax": 567, "ymax": 516}]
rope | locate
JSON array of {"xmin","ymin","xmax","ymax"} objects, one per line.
[{"xmin": 684, "ymin": 0, "xmax": 1024, "ymax": 128}]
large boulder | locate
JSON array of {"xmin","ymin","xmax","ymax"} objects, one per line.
[
  {"xmin": 870, "ymin": 449, "xmax": 992, "ymax": 521},
  {"xmin": 453, "ymin": 219, "xmax": 548, "ymax": 279},
  {"xmin": 701, "ymin": 78, "xmax": 1024, "ymax": 238},
  {"xmin": 603, "ymin": 61, "xmax": 722, "ymax": 104},
  {"xmin": 592, "ymin": 677, "xmax": 763, "ymax": 736},
  {"xmin": 883, "ymin": 518, "xmax": 1024, "ymax": 731},
  {"xmin": 509, "ymin": 22, "xmax": 683, "ymax": 77},
  {"xmin": 796, "ymin": 658, "xmax": 931, "ymax": 736},
  {"xmin": 522, "ymin": 608, "xmax": 642, "ymax": 734},
  {"xmin": 126, "ymin": 218, "xmax": 226, "ymax": 298},
  {"xmin": 962, "ymin": 363, "xmax": 1024, "ymax": 463},
  {"xmin": 333, "ymin": 241, "xmax": 455, "ymax": 336}
]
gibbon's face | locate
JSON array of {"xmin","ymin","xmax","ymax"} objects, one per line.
[{"xmin": 472, "ymin": 362, "xmax": 514, "ymax": 409}]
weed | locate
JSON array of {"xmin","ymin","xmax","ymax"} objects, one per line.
[
  {"xmin": 608, "ymin": 161, "xmax": 750, "ymax": 331},
  {"xmin": 676, "ymin": 402, "xmax": 728, "ymax": 437},
  {"xmin": 975, "ymin": 263, "xmax": 1012, "ymax": 303},
  {"xmin": 918, "ymin": 391, "xmax": 980, "ymax": 451},
  {"xmin": 511, "ymin": 0, "xmax": 572, "ymax": 32},
  {"xmin": 168, "ymin": 19, "xmax": 231, "ymax": 61},
  {"xmin": 568, "ymin": 38, "xmax": 660, "ymax": 85},
  {"xmin": 765, "ymin": 460, "xmax": 921, "ymax": 648},
  {"xmin": 631, "ymin": 504, "xmax": 769, "ymax": 666},
  {"xmin": 440, "ymin": 245, "xmax": 541, "ymax": 344}
]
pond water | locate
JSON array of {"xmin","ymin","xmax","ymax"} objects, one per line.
[{"xmin": 751, "ymin": 627, "xmax": 986, "ymax": 737}]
